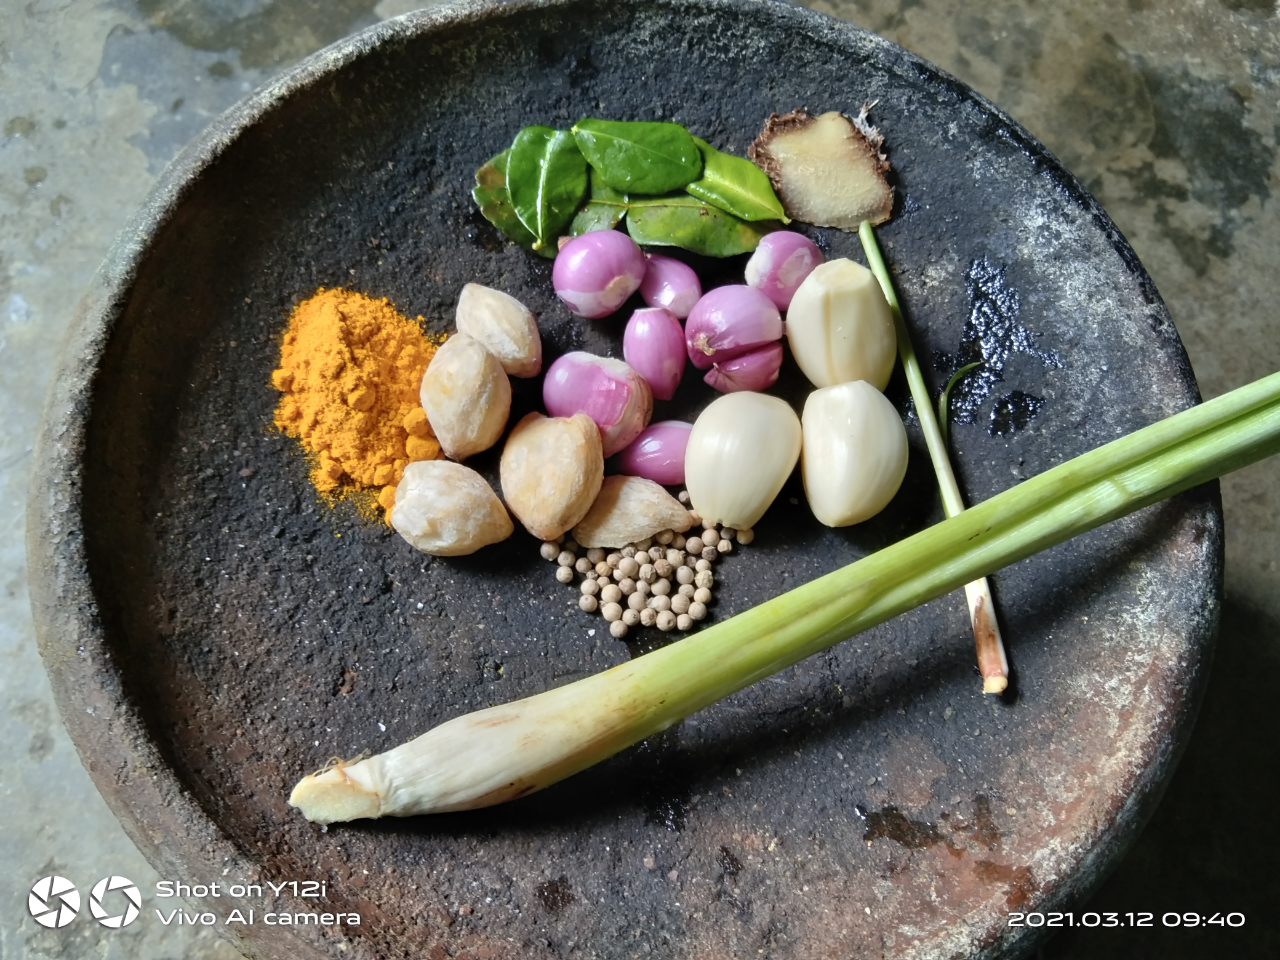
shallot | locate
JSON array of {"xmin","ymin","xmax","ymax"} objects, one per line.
[
  {"xmin": 703, "ymin": 342, "xmax": 783, "ymax": 394},
  {"xmin": 623, "ymin": 307, "xmax": 686, "ymax": 400},
  {"xmin": 744, "ymin": 231, "xmax": 823, "ymax": 309},
  {"xmin": 543, "ymin": 352, "xmax": 653, "ymax": 456},
  {"xmin": 614, "ymin": 420, "xmax": 692, "ymax": 485},
  {"xmin": 639, "ymin": 253, "xmax": 702, "ymax": 318},
  {"xmin": 684, "ymin": 285, "xmax": 782, "ymax": 370},
  {"xmin": 552, "ymin": 231, "xmax": 646, "ymax": 319}
]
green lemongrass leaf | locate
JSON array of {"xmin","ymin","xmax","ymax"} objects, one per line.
[
  {"xmin": 572, "ymin": 118, "xmax": 702, "ymax": 195},
  {"xmin": 570, "ymin": 167, "xmax": 629, "ymax": 236},
  {"xmin": 507, "ymin": 126, "xmax": 588, "ymax": 250},
  {"xmin": 937, "ymin": 361, "xmax": 984, "ymax": 446},
  {"xmin": 291, "ymin": 369, "xmax": 1280, "ymax": 822},
  {"xmin": 685, "ymin": 137, "xmax": 789, "ymax": 222},
  {"xmin": 626, "ymin": 193, "xmax": 780, "ymax": 257},
  {"xmin": 472, "ymin": 149, "xmax": 546, "ymax": 255}
]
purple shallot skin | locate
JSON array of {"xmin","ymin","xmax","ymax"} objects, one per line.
[
  {"xmin": 745, "ymin": 231, "xmax": 824, "ymax": 310},
  {"xmin": 614, "ymin": 421, "xmax": 692, "ymax": 486},
  {"xmin": 542, "ymin": 351, "xmax": 653, "ymax": 456},
  {"xmin": 704, "ymin": 341, "xmax": 784, "ymax": 393},
  {"xmin": 552, "ymin": 231, "xmax": 647, "ymax": 319},
  {"xmin": 623, "ymin": 307, "xmax": 686, "ymax": 401},
  {"xmin": 684, "ymin": 284, "xmax": 783, "ymax": 370},
  {"xmin": 639, "ymin": 253, "xmax": 702, "ymax": 319}
]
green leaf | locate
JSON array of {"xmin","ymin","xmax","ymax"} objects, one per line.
[
  {"xmin": 571, "ymin": 119, "xmax": 703, "ymax": 195},
  {"xmin": 685, "ymin": 138, "xmax": 789, "ymax": 223},
  {"xmin": 625, "ymin": 194, "xmax": 781, "ymax": 257},
  {"xmin": 570, "ymin": 167, "xmax": 629, "ymax": 236},
  {"xmin": 507, "ymin": 126, "xmax": 588, "ymax": 250},
  {"xmin": 472, "ymin": 149, "xmax": 548, "ymax": 254}
]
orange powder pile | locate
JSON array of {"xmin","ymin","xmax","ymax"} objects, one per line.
[{"xmin": 271, "ymin": 288, "xmax": 443, "ymax": 516}]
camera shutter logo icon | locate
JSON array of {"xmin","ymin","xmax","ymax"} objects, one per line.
[
  {"xmin": 88, "ymin": 876, "xmax": 141, "ymax": 928},
  {"xmin": 28, "ymin": 876, "xmax": 80, "ymax": 928}
]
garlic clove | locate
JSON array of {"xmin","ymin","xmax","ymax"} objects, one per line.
[
  {"xmin": 801, "ymin": 380, "xmax": 908, "ymax": 527},
  {"xmin": 785, "ymin": 258, "xmax": 896, "ymax": 391},
  {"xmin": 391, "ymin": 460, "xmax": 515, "ymax": 555},
  {"xmin": 684, "ymin": 392, "xmax": 801, "ymax": 530},
  {"xmin": 500, "ymin": 412, "xmax": 604, "ymax": 540},
  {"xmin": 572, "ymin": 475, "xmax": 693, "ymax": 548},
  {"xmin": 420, "ymin": 333, "xmax": 512, "ymax": 460},
  {"xmin": 455, "ymin": 283, "xmax": 543, "ymax": 378}
]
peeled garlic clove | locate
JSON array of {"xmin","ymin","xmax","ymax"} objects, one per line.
[
  {"xmin": 455, "ymin": 283, "xmax": 543, "ymax": 378},
  {"xmin": 572, "ymin": 475, "xmax": 692, "ymax": 548},
  {"xmin": 785, "ymin": 258, "xmax": 896, "ymax": 391},
  {"xmin": 391, "ymin": 460, "xmax": 514, "ymax": 555},
  {"xmin": 801, "ymin": 380, "xmax": 908, "ymax": 527},
  {"xmin": 685, "ymin": 392, "xmax": 801, "ymax": 530},
  {"xmin": 500, "ymin": 412, "xmax": 604, "ymax": 540},
  {"xmin": 420, "ymin": 333, "xmax": 512, "ymax": 460}
]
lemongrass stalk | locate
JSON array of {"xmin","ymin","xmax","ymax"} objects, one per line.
[
  {"xmin": 859, "ymin": 221, "xmax": 1010, "ymax": 692},
  {"xmin": 290, "ymin": 370, "xmax": 1280, "ymax": 822}
]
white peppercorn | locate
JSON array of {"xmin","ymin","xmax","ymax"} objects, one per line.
[
  {"xmin": 622, "ymin": 608, "xmax": 640, "ymax": 626},
  {"xmin": 575, "ymin": 556, "xmax": 594, "ymax": 574},
  {"xmin": 702, "ymin": 546, "xmax": 718, "ymax": 562},
  {"xmin": 656, "ymin": 610, "xmax": 677, "ymax": 631},
  {"xmin": 685, "ymin": 536, "xmax": 704, "ymax": 554},
  {"xmin": 628, "ymin": 591, "xmax": 647, "ymax": 612},
  {"xmin": 688, "ymin": 601, "xmax": 707, "ymax": 621},
  {"xmin": 606, "ymin": 552, "xmax": 622, "ymax": 568},
  {"xmin": 618, "ymin": 557, "xmax": 640, "ymax": 579},
  {"xmin": 639, "ymin": 563, "xmax": 657, "ymax": 584},
  {"xmin": 678, "ymin": 490, "xmax": 690, "ymax": 503},
  {"xmin": 670, "ymin": 593, "xmax": 691, "ymax": 615},
  {"xmin": 555, "ymin": 565, "xmax": 574, "ymax": 584},
  {"xmin": 701, "ymin": 527, "xmax": 720, "ymax": 547},
  {"xmin": 557, "ymin": 550, "xmax": 575, "ymax": 566},
  {"xmin": 655, "ymin": 530, "xmax": 674, "ymax": 545},
  {"xmin": 717, "ymin": 538, "xmax": 732, "ymax": 554},
  {"xmin": 613, "ymin": 566, "xmax": 626, "ymax": 582},
  {"xmin": 672, "ymin": 533, "xmax": 686, "ymax": 550},
  {"xmin": 721, "ymin": 527, "xmax": 736, "ymax": 541},
  {"xmin": 595, "ymin": 560, "xmax": 611, "ymax": 577},
  {"xmin": 696, "ymin": 558, "xmax": 713, "ymax": 572},
  {"xmin": 695, "ymin": 570, "xmax": 714, "ymax": 590},
  {"xmin": 587, "ymin": 547, "xmax": 606, "ymax": 564},
  {"xmin": 601, "ymin": 583, "xmax": 622, "ymax": 604},
  {"xmin": 640, "ymin": 608, "xmax": 658, "ymax": 627},
  {"xmin": 609, "ymin": 619, "xmax": 628, "ymax": 639},
  {"xmin": 619, "ymin": 578, "xmax": 636, "ymax": 595},
  {"xmin": 651, "ymin": 578, "xmax": 671, "ymax": 597},
  {"xmin": 737, "ymin": 527, "xmax": 754, "ymax": 545},
  {"xmin": 602, "ymin": 601, "xmax": 623, "ymax": 622},
  {"xmin": 579, "ymin": 595, "xmax": 598, "ymax": 613},
  {"xmin": 654, "ymin": 559, "xmax": 673, "ymax": 578},
  {"xmin": 540, "ymin": 541, "xmax": 560, "ymax": 561},
  {"xmin": 675, "ymin": 565, "xmax": 695, "ymax": 585},
  {"xmin": 597, "ymin": 575, "xmax": 611, "ymax": 588},
  {"xmin": 581, "ymin": 579, "xmax": 600, "ymax": 597},
  {"xmin": 693, "ymin": 587, "xmax": 712, "ymax": 604},
  {"xmin": 665, "ymin": 549, "xmax": 683, "ymax": 567},
  {"xmin": 678, "ymin": 583, "xmax": 695, "ymax": 598},
  {"xmin": 676, "ymin": 614, "xmax": 693, "ymax": 631},
  {"xmin": 563, "ymin": 539, "xmax": 579, "ymax": 553},
  {"xmin": 635, "ymin": 537, "xmax": 652, "ymax": 551},
  {"xmin": 649, "ymin": 594, "xmax": 672, "ymax": 612},
  {"xmin": 635, "ymin": 578, "xmax": 651, "ymax": 596}
]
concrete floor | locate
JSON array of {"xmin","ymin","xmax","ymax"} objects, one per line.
[{"xmin": 1, "ymin": 1, "xmax": 1276, "ymax": 958}]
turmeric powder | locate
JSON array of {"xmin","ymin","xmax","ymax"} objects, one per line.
[{"xmin": 272, "ymin": 288, "xmax": 443, "ymax": 517}]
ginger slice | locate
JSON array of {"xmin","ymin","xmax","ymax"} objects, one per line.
[{"xmin": 748, "ymin": 108, "xmax": 893, "ymax": 229}]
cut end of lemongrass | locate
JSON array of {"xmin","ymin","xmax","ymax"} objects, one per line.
[
  {"xmin": 289, "ymin": 760, "xmax": 383, "ymax": 824},
  {"xmin": 983, "ymin": 675, "xmax": 1009, "ymax": 695}
]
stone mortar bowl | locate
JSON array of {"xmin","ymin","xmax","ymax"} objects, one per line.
[{"xmin": 27, "ymin": 0, "xmax": 1221, "ymax": 957}]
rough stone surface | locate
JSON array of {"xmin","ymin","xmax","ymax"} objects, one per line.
[{"xmin": 3, "ymin": 2, "xmax": 1277, "ymax": 960}]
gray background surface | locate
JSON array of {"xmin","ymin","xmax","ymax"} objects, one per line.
[{"xmin": 1, "ymin": 1, "xmax": 1276, "ymax": 958}]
